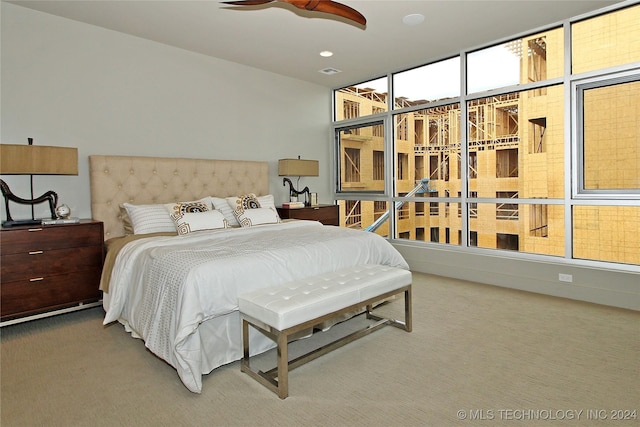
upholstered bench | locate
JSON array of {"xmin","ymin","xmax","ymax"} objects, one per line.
[{"xmin": 238, "ymin": 264, "xmax": 412, "ymax": 399}]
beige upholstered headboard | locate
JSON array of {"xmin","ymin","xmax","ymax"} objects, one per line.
[{"xmin": 89, "ymin": 155, "xmax": 269, "ymax": 240}]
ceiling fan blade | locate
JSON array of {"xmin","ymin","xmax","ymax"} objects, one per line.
[
  {"xmin": 286, "ymin": 0, "xmax": 366, "ymax": 25},
  {"xmin": 221, "ymin": 0, "xmax": 275, "ymax": 5}
]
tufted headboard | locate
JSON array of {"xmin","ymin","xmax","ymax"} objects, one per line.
[{"xmin": 89, "ymin": 155, "xmax": 269, "ymax": 240}]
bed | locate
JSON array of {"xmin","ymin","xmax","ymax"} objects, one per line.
[{"xmin": 89, "ymin": 155, "xmax": 409, "ymax": 393}]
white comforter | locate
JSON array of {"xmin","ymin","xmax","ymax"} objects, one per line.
[{"xmin": 103, "ymin": 220, "xmax": 409, "ymax": 393}]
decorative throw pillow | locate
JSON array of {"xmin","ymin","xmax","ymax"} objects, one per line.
[
  {"xmin": 172, "ymin": 210, "xmax": 229, "ymax": 235},
  {"xmin": 165, "ymin": 197, "xmax": 213, "ymax": 221},
  {"xmin": 227, "ymin": 193, "xmax": 261, "ymax": 213},
  {"xmin": 122, "ymin": 203, "xmax": 177, "ymax": 235},
  {"xmin": 234, "ymin": 207, "xmax": 281, "ymax": 227}
]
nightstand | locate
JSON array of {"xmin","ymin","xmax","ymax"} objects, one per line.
[
  {"xmin": 0, "ymin": 220, "xmax": 104, "ymax": 326},
  {"xmin": 277, "ymin": 204, "xmax": 339, "ymax": 226}
]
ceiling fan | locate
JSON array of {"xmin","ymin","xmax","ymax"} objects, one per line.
[{"xmin": 221, "ymin": 0, "xmax": 367, "ymax": 26}]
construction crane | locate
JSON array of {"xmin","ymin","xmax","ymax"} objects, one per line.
[{"xmin": 364, "ymin": 178, "xmax": 436, "ymax": 232}]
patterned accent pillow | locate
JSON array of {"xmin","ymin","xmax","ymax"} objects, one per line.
[
  {"xmin": 165, "ymin": 197, "xmax": 213, "ymax": 221},
  {"xmin": 122, "ymin": 203, "xmax": 176, "ymax": 234},
  {"xmin": 229, "ymin": 193, "xmax": 261, "ymax": 213},
  {"xmin": 172, "ymin": 210, "xmax": 229, "ymax": 235},
  {"xmin": 234, "ymin": 207, "xmax": 281, "ymax": 228}
]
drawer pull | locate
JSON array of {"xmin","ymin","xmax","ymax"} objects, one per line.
[
  {"xmin": 27, "ymin": 228, "xmax": 43, "ymax": 232},
  {"xmin": 29, "ymin": 250, "xmax": 44, "ymax": 255},
  {"xmin": 29, "ymin": 277, "xmax": 44, "ymax": 282}
]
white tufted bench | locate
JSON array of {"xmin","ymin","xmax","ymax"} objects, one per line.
[{"xmin": 238, "ymin": 264, "xmax": 412, "ymax": 399}]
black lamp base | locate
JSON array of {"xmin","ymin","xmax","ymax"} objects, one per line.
[{"xmin": 1, "ymin": 218, "xmax": 44, "ymax": 228}]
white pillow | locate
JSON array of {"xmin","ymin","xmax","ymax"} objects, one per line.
[
  {"xmin": 211, "ymin": 196, "xmax": 240, "ymax": 227},
  {"xmin": 172, "ymin": 210, "xmax": 229, "ymax": 235},
  {"xmin": 234, "ymin": 207, "xmax": 281, "ymax": 227},
  {"xmin": 122, "ymin": 203, "xmax": 176, "ymax": 235},
  {"xmin": 257, "ymin": 194, "xmax": 275, "ymax": 209}
]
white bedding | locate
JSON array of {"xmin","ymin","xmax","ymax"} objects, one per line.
[{"xmin": 103, "ymin": 220, "xmax": 409, "ymax": 393}]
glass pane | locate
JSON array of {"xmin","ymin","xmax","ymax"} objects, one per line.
[
  {"xmin": 468, "ymin": 86, "xmax": 565, "ymax": 198},
  {"xmin": 395, "ymin": 103, "xmax": 461, "ymax": 198},
  {"xmin": 337, "ymin": 200, "xmax": 389, "ymax": 237},
  {"xmin": 393, "ymin": 57, "xmax": 460, "ymax": 108},
  {"xmin": 473, "ymin": 202, "xmax": 564, "ymax": 256},
  {"xmin": 467, "ymin": 28, "xmax": 563, "ymax": 94},
  {"xmin": 337, "ymin": 123, "xmax": 385, "ymax": 193},
  {"xmin": 583, "ymin": 79, "xmax": 640, "ymax": 191},
  {"xmin": 395, "ymin": 201, "xmax": 461, "ymax": 245},
  {"xmin": 572, "ymin": 4, "xmax": 640, "ymax": 74},
  {"xmin": 573, "ymin": 205, "xmax": 640, "ymax": 265},
  {"xmin": 334, "ymin": 77, "xmax": 388, "ymax": 120}
]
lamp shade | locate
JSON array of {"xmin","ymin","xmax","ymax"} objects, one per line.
[
  {"xmin": 278, "ymin": 158, "xmax": 319, "ymax": 177},
  {"xmin": 0, "ymin": 144, "xmax": 78, "ymax": 175}
]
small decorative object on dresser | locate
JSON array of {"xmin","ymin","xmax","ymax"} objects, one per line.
[
  {"xmin": 55, "ymin": 203, "xmax": 71, "ymax": 219},
  {"xmin": 0, "ymin": 220, "xmax": 104, "ymax": 326},
  {"xmin": 276, "ymin": 204, "xmax": 339, "ymax": 226}
]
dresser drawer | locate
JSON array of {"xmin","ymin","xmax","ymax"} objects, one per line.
[
  {"xmin": 0, "ymin": 222, "xmax": 103, "ymax": 255},
  {"xmin": 1, "ymin": 269, "xmax": 102, "ymax": 319},
  {"xmin": 0, "ymin": 245, "xmax": 103, "ymax": 283}
]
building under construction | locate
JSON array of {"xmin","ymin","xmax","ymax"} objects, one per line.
[{"xmin": 334, "ymin": 7, "xmax": 639, "ymax": 266}]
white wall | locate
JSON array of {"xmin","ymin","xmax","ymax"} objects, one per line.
[
  {"xmin": 1, "ymin": 3, "xmax": 332, "ymax": 221},
  {"xmin": 395, "ymin": 244, "xmax": 639, "ymax": 311}
]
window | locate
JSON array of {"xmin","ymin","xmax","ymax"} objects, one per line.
[
  {"xmin": 467, "ymin": 28, "xmax": 563, "ymax": 94},
  {"xmin": 373, "ymin": 151, "xmax": 384, "ymax": 180},
  {"xmin": 572, "ymin": 4, "xmax": 640, "ymax": 74},
  {"xmin": 336, "ymin": 122, "xmax": 384, "ymax": 193},
  {"xmin": 469, "ymin": 152, "xmax": 478, "ymax": 179},
  {"xmin": 397, "ymin": 153, "xmax": 409, "ymax": 180},
  {"xmin": 397, "ymin": 194, "xmax": 409, "ymax": 219},
  {"xmin": 469, "ymin": 231, "xmax": 478, "ymax": 247},
  {"xmin": 497, "ymin": 233, "xmax": 519, "ymax": 250},
  {"xmin": 334, "ymin": 77, "xmax": 388, "ymax": 120},
  {"xmin": 496, "ymin": 149, "xmax": 518, "ymax": 178},
  {"xmin": 343, "ymin": 100, "xmax": 359, "ymax": 121},
  {"xmin": 332, "ymin": 4, "xmax": 638, "ymax": 267},
  {"xmin": 577, "ymin": 75, "xmax": 640, "ymax": 193},
  {"xmin": 393, "ymin": 57, "xmax": 460, "ymax": 107},
  {"xmin": 496, "ymin": 192, "xmax": 519, "ymax": 220},
  {"xmin": 530, "ymin": 204, "xmax": 549, "ymax": 237},
  {"xmin": 343, "ymin": 200, "xmax": 361, "ymax": 228},
  {"xmin": 573, "ymin": 205, "xmax": 640, "ymax": 264},
  {"xmin": 529, "ymin": 118, "xmax": 547, "ymax": 153},
  {"xmin": 344, "ymin": 148, "xmax": 360, "ymax": 183},
  {"xmin": 430, "ymin": 227, "xmax": 439, "ymax": 243},
  {"xmin": 373, "ymin": 201, "xmax": 387, "ymax": 220},
  {"xmin": 469, "ymin": 192, "xmax": 478, "ymax": 218}
]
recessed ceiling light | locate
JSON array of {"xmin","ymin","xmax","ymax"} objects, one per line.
[
  {"xmin": 320, "ymin": 50, "xmax": 334, "ymax": 57},
  {"xmin": 319, "ymin": 67, "xmax": 342, "ymax": 75},
  {"xmin": 402, "ymin": 13, "xmax": 425, "ymax": 26}
]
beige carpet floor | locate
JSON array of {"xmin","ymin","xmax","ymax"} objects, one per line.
[{"xmin": 1, "ymin": 272, "xmax": 638, "ymax": 427}]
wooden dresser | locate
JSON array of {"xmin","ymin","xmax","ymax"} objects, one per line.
[
  {"xmin": 276, "ymin": 204, "xmax": 340, "ymax": 226},
  {"xmin": 0, "ymin": 220, "xmax": 104, "ymax": 326}
]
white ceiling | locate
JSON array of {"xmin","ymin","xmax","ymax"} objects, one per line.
[{"xmin": 7, "ymin": 0, "xmax": 623, "ymax": 88}]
